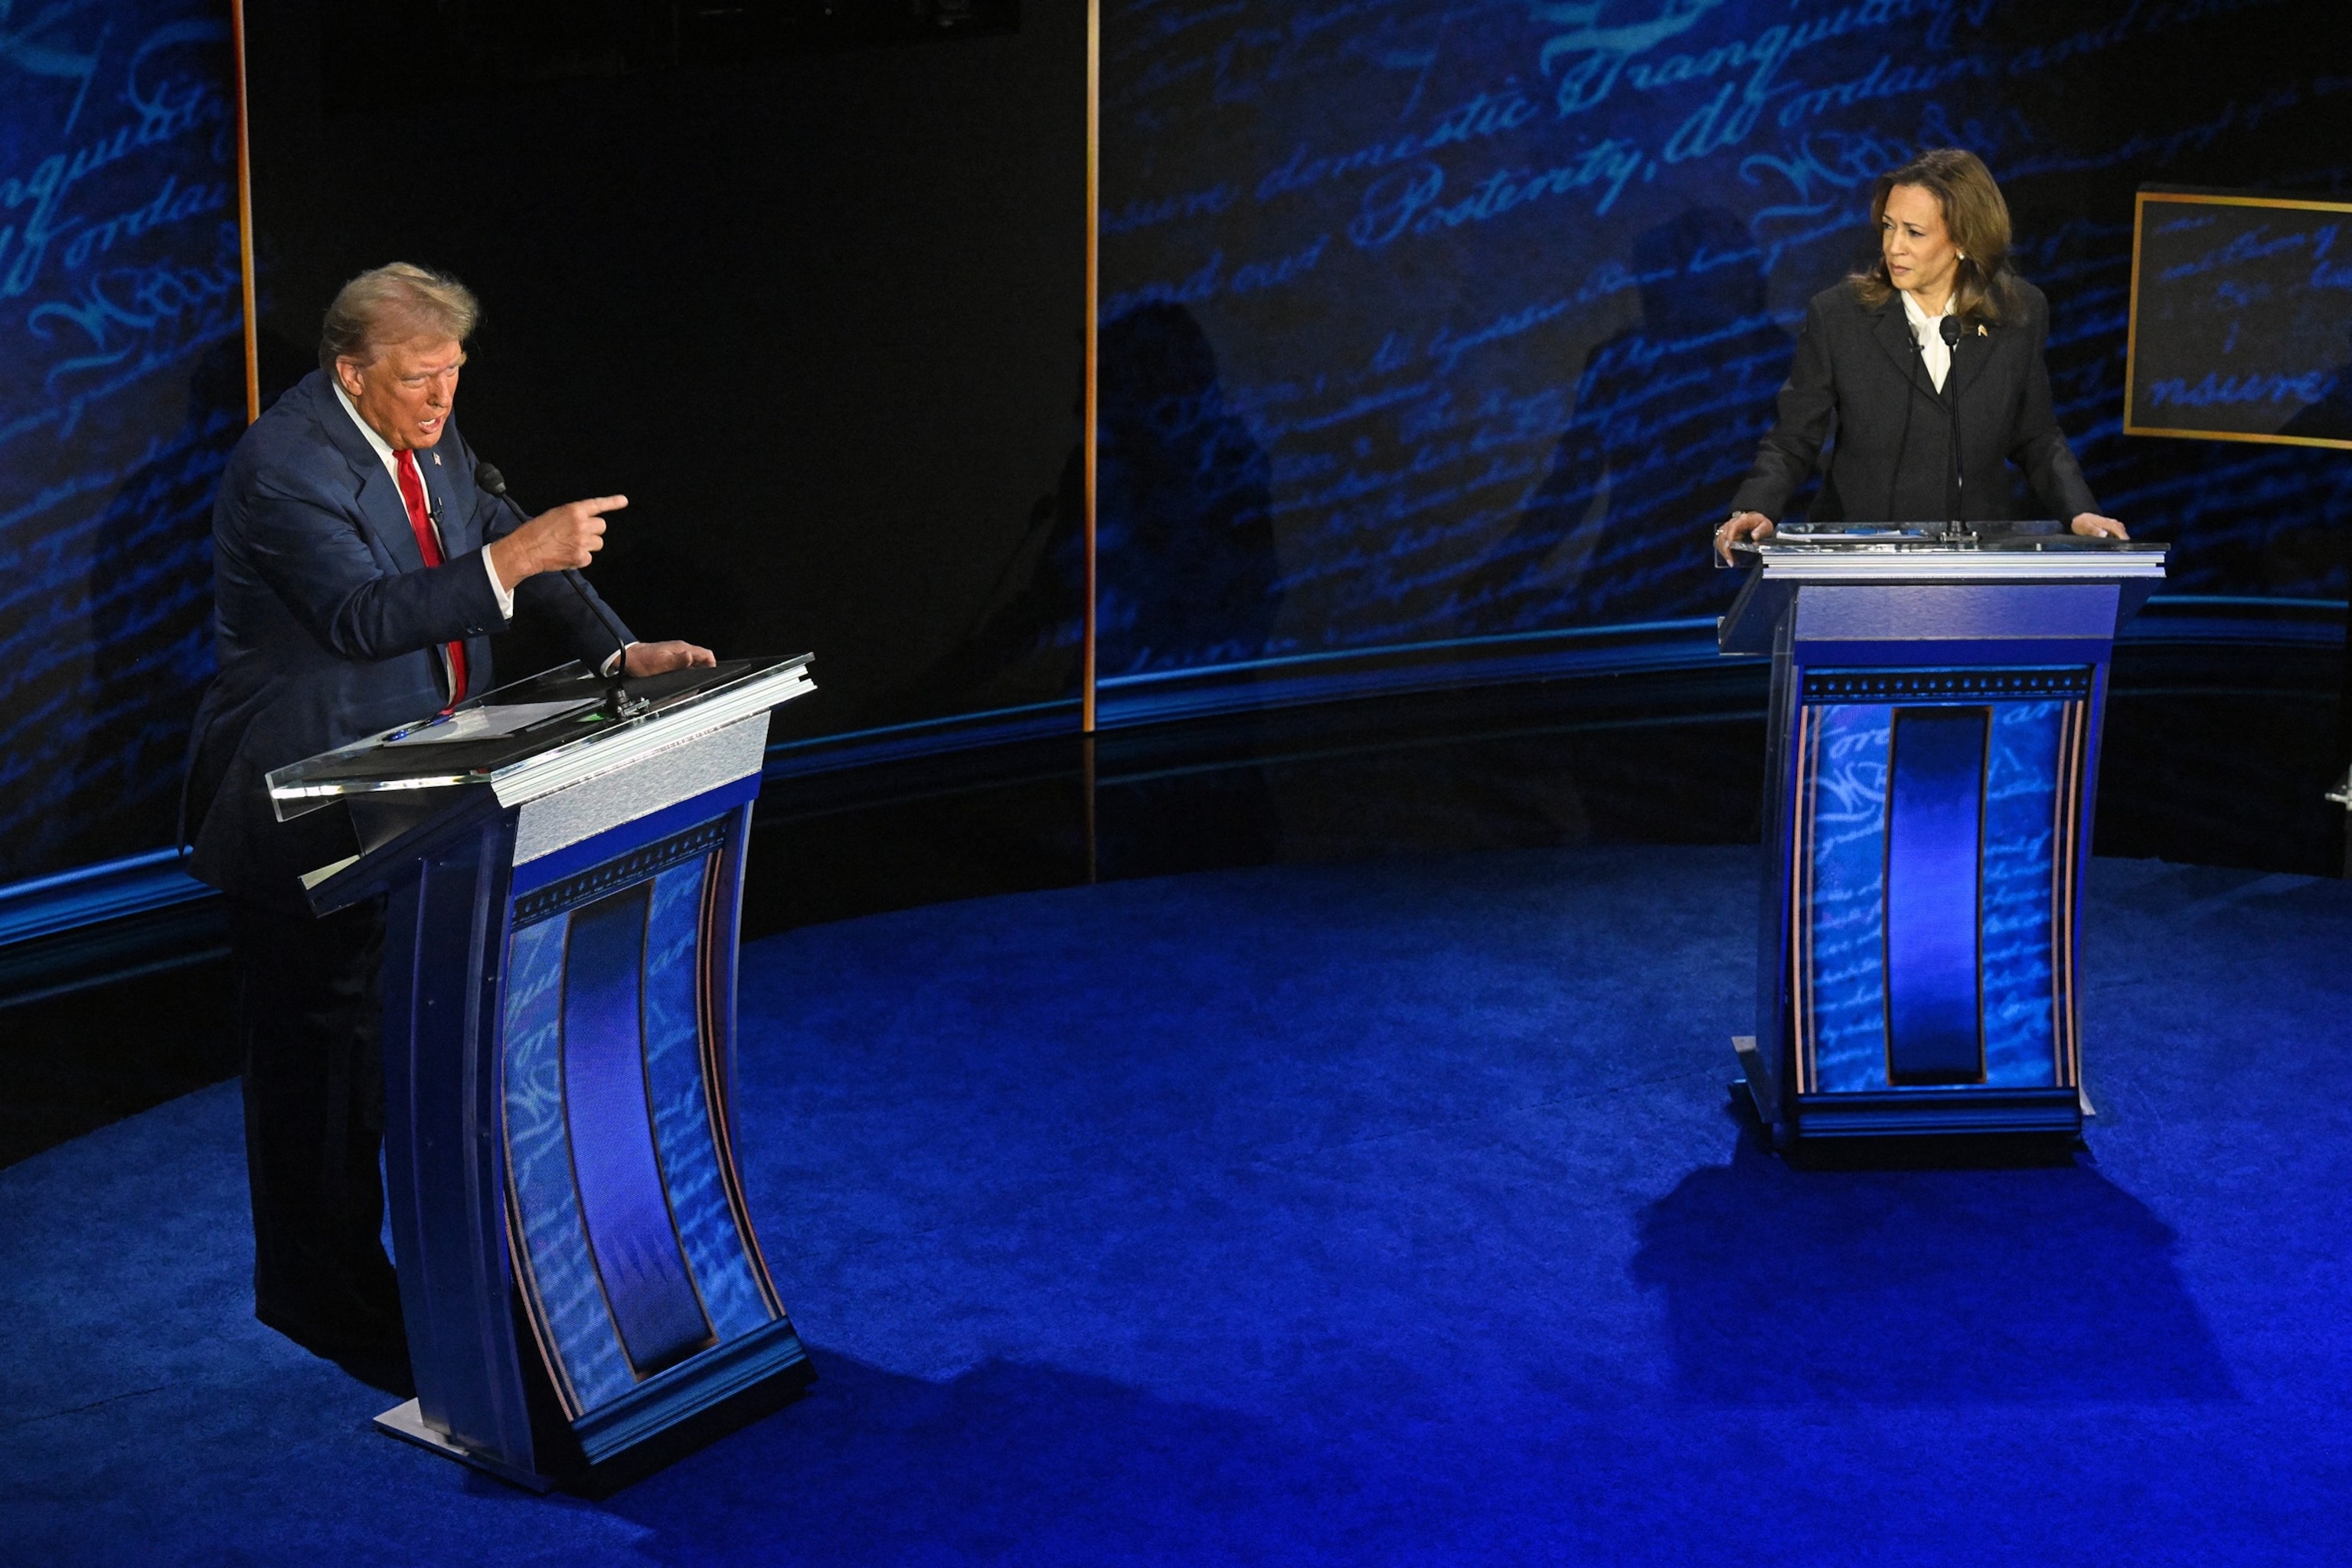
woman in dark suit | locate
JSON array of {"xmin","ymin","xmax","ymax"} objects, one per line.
[{"xmin": 1716, "ymin": 149, "xmax": 2126, "ymax": 555}]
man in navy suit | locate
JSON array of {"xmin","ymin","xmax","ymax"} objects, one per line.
[{"xmin": 184, "ymin": 263, "xmax": 713, "ymax": 1393}]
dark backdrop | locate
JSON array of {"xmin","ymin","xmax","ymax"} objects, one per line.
[
  {"xmin": 8, "ymin": 1, "xmax": 2350, "ymax": 895},
  {"xmin": 241, "ymin": 0, "xmax": 1088, "ymax": 747}
]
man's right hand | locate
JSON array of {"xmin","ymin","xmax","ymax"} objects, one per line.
[{"xmin": 487, "ymin": 495, "xmax": 628, "ymax": 590}]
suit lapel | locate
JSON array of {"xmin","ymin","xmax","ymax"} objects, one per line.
[
  {"xmin": 1948, "ymin": 316, "xmax": 1999, "ymax": 405},
  {"xmin": 355, "ymin": 460, "xmax": 430, "ymax": 573},
  {"xmin": 1868, "ymin": 296, "xmax": 1916, "ymax": 379},
  {"xmin": 1869, "ymin": 296, "xmax": 1941, "ymax": 407},
  {"xmin": 306, "ymin": 374, "xmax": 430, "ymax": 572}
]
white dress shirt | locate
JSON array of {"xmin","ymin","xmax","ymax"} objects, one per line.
[
  {"xmin": 1900, "ymin": 289, "xmax": 1955, "ymax": 393},
  {"xmin": 333, "ymin": 383, "xmax": 515, "ymax": 620}
]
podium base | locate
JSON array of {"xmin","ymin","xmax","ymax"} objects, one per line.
[
  {"xmin": 375, "ymin": 1346, "xmax": 818, "ymax": 1495},
  {"xmin": 1730, "ymin": 1035, "xmax": 1788, "ymax": 1148},
  {"xmin": 1728, "ymin": 1037, "xmax": 2086, "ymax": 1143},
  {"xmin": 373, "ymin": 1400, "xmax": 557, "ymax": 1493}
]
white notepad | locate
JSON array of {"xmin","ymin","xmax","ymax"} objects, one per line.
[{"xmin": 382, "ymin": 700, "xmax": 596, "ymax": 746}]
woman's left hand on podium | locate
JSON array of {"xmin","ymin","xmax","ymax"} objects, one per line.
[
  {"xmin": 1715, "ymin": 511, "xmax": 1776, "ymax": 562},
  {"xmin": 2069, "ymin": 513, "xmax": 2128, "ymax": 539}
]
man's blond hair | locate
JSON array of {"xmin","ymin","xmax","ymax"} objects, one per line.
[{"xmin": 317, "ymin": 262, "xmax": 480, "ymax": 370}]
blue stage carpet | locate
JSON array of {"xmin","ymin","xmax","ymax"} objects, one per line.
[{"xmin": 5, "ymin": 847, "xmax": 2349, "ymax": 1566}]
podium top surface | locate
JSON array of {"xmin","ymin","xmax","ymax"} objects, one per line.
[
  {"xmin": 268, "ymin": 654, "xmax": 814, "ymax": 819},
  {"xmin": 1723, "ymin": 525, "xmax": 2169, "ymax": 583},
  {"xmin": 1716, "ymin": 528, "xmax": 2171, "ymax": 655}
]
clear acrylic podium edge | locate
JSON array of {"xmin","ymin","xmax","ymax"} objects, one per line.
[{"xmin": 266, "ymin": 654, "xmax": 815, "ymax": 821}]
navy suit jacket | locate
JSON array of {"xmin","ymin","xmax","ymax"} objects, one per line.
[
  {"xmin": 1730, "ymin": 278, "xmax": 2099, "ymax": 526},
  {"xmin": 185, "ymin": 369, "xmax": 632, "ymax": 910}
]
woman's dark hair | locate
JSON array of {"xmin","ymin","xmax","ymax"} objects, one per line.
[{"xmin": 1851, "ymin": 148, "xmax": 2017, "ymax": 324}]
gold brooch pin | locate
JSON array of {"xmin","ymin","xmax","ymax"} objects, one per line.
[{"xmin": 1977, "ymin": 324, "xmax": 1988, "ymax": 336}]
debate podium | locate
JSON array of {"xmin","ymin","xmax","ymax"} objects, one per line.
[
  {"xmin": 1719, "ymin": 530, "xmax": 2168, "ymax": 1143},
  {"xmin": 269, "ymin": 655, "xmax": 817, "ymax": 1489}
]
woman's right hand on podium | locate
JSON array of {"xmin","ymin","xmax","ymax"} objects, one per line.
[{"xmin": 1715, "ymin": 511, "xmax": 1775, "ymax": 563}]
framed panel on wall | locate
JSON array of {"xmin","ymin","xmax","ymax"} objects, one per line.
[{"xmin": 2124, "ymin": 188, "xmax": 2352, "ymax": 451}]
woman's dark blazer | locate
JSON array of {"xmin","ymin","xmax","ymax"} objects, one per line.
[{"xmin": 1729, "ymin": 276, "xmax": 2099, "ymax": 525}]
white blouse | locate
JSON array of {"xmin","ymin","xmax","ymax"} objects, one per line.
[{"xmin": 1900, "ymin": 289, "xmax": 1955, "ymax": 393}]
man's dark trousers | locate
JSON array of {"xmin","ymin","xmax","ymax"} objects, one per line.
[
  {"xmin": 188, "ymin": 369, "xmax": 632, "ymax": 1389},
  {"xmin": 227, "ymin": 893, "xmax": 405, "ymax": 1371}
]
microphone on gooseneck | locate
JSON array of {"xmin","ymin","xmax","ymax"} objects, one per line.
[
  {"xmin": 1939, "ymin": 315, "xmax": 1967, "ymax": 534},
  {"xmin": 474, "ymin": 462, "xmax": 639, "ymax": 712}
]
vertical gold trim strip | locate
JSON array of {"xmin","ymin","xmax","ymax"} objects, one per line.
[
  {"xmin": 1792, "ymin": 703, "xmax": 1817, "ymax": 1095},
  {"xmin": 2055, "ymin": 699, "xmax": 2086, "ymax": 1088},
  {"xmin": 697, "ymin": 828, "xmax": 786, "ymax": 1321},
  {"xmin": 1081, "ymin": 0, "xmax": 1100, "ymax": 734},
  {"xmin": 2046, "ymin": 699, "xmax": 2078, "ymax": 1088},
  {"xmin": 230, "ymin": 0, "xmax": 260, "ymax": 423},
  {"xmin": 505, "ymin": 1150, "xmax": 586, "ymax": 1420},
  {"xmin": 2071, "ymin": 703, "xmax": 2083, "ymax": 1085},
  {"xmin": 2072, "ymin": 700, "xmax": 2086, "ymax": 1086},
  {"xmin": 2121, "ymin": 190, "xmax": 2146, "ymax": 446},
  {"xmin": 2055, "ymin": 702, "xmax": 2070, "ymax": 1086}
]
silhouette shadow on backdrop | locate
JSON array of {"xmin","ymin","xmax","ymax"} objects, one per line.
[
  {"xmin": 1091, "ymin": 302, "xmax": 1282, "ymax": 677},
  {"xmin": 1469, "ymin": 208, "xmax": 1797, "ymax": 632},
  {"xmin": 905, "ymin": 403, "xmax": 1087, "ymax": 718},
  {"xmin": 1632, "ymin": 1128, "xmax": 2238, "ymax": 1406},
  {"xmin": 904, "ymin": 303, "xmax": 1282, "ymax": 718}
]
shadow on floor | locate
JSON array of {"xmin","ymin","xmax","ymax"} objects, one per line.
[
  {"xmin": 601, "ymin": 1351, "xmax": 1374, "ymax": 1566},
  {"xmin": 1632, "ymin": 1132, "xmax": 2239, "ymax": 1406}
]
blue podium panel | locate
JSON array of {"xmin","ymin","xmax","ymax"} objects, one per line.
[
  {"xmin": 1792, "ymin": 673, "xmax": 2085, "ymax": 1102},
  {"xmin": 501, "ymin": 805, "xmax": 802, "ymax": 1462},
  {"xmin": 1720, "ymin": 540, "xmax": 2161, "ymax": 1142},
  {"xmin": 1885, "ymin": 704, "xmax": 1988, "ymax": 1084}
]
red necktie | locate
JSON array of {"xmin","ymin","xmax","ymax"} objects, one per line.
[{"xmin": 394, "ymin": 448, "xmax": 469, "ymax": 706}]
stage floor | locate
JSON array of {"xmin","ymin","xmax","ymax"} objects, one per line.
[{"xmin": 5, "ymin": 845, "xmax": 2348, "ymax": 1565}]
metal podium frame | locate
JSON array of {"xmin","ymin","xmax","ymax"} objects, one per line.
[
  {"xmin": 272, "ymin": 655, "xmax": 818, "ymax": 1488},
  {"xmin": 1719, "ymin": 531, "xmax": 2168, "ymax": 1144}
]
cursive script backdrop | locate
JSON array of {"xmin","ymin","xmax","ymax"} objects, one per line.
[
  {"xmin": 1096, "ymin": 0, "xmax": 2352, "ymax": 680},
  {"xmin": 0, "ymin": 2, "xmax": 242, "ymax": 885}
]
